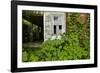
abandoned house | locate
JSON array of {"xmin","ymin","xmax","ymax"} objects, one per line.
[{"xmin": 23, "ymin": 11, "xmax": 66, "ymax": 43}]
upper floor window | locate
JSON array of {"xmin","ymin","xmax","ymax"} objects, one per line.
[{"xmin": 54, "ymin": 16, "xmax": 58, "ymax": 21}]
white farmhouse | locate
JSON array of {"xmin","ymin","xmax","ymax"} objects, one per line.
[{"xmin": 44, "ymin": 12, "xmax": 66, "ymax": 41}]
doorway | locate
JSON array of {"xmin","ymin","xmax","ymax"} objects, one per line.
[{"xmin": 22, "ymin": 10, "xmax": 44, "ymax": 48}]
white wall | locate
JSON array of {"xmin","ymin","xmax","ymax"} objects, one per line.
[
  {"xmin": 44, "ymin": 12, "xmax": 66, "ymax": 41},
  {"xmin": 0, "ymin": 0, "xmax": 99, "ymax": 73}
]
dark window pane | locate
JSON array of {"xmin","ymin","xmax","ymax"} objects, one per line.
[
  {"xmin": 54, "ymin": 25, "xmax": 56, "ymax": 34},
  {"xmin": 59, "ymin": 25, "xmax": 62, "ymax": 30},
  {"xmin": 54, "ymin": 16, "xmax": 58, "ymax": 20}
]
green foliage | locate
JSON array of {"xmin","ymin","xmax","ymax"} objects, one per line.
[
  {"xmin": 22, "ymin": 13, "xmax": 90, "ymax": 62},
  {"xmin": 23, "ymin": 18, "xmax": 32, "ymax": 26},
  {"xmin": 22, "ymin": 51, "xmax": 28, "ymax": 62}
]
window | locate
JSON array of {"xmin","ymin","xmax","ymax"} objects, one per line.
[
  {"xmin": 54, "ymin": 16, "xmax": 58, "ymax": 20},
  {"xmin": 54, "ymin": 25, "xmax": 56, "ymax": 34},
  {"xmin": 59, "ymin": 25, "xmax": 62, "ymax": 30}
]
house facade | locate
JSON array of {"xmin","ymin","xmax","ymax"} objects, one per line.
[{"xmin": 44, "ymin": 12, "xmax": 66, "ymax": 41}]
